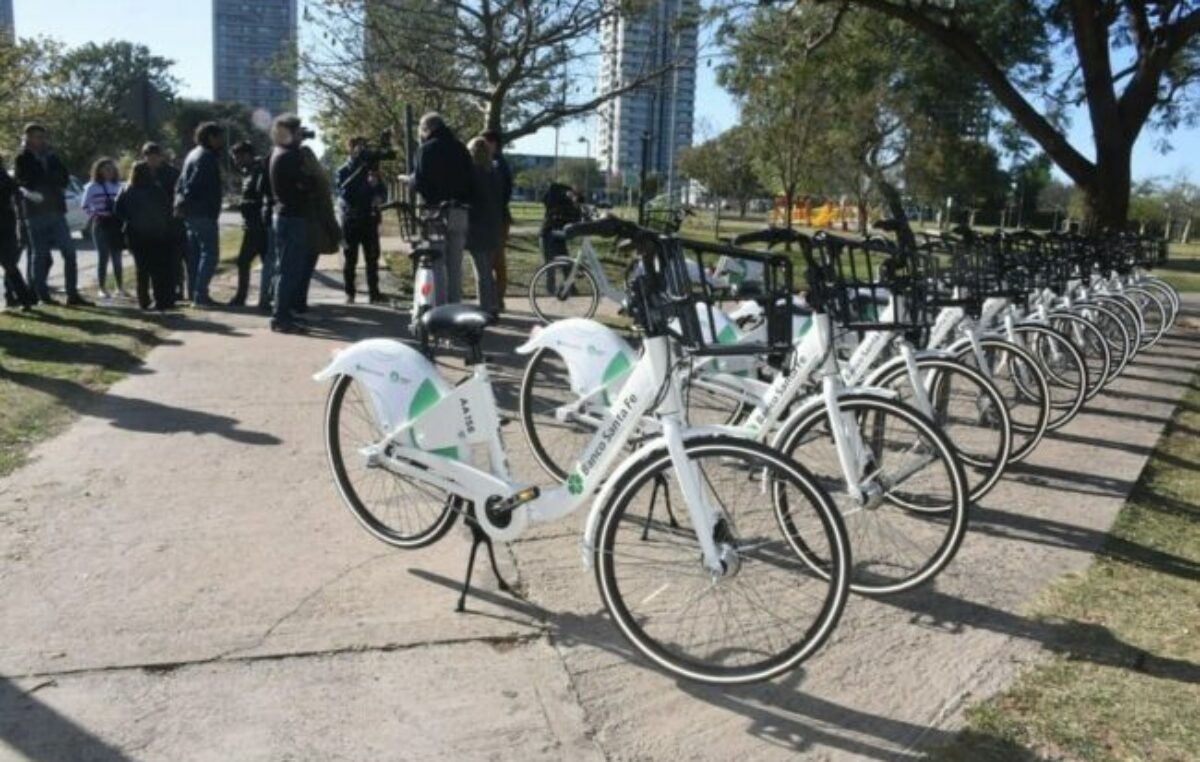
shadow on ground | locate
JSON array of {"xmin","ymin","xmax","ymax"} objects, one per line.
[{"xmin": 0, "ymin": 677, "xmax": 134, "ymax": 762}]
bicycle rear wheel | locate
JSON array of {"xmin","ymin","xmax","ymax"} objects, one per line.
[
  {"xmin": 324, "ymin": 374, "xmax": 460, "ymax": 548},
  {"xmin": 595, "ymin": 437, "xmax": 849, "ymax": 684},
  {"xmin": 528, "ymin": 260, "xmax": 600, "ymax": 324}
]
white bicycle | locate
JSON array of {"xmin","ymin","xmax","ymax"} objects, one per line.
[{"xmin": 317, "ymin": 216, "xmax": 851, "ymax": 684}]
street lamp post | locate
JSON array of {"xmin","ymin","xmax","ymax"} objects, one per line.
[{"xmin": 578, "ymin": 136, "xmax": 591, "ymax": 203}]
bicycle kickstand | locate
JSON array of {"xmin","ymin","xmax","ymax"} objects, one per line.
[
  {"xmin": 640, "ymin": 473, "xmax": 681, "ymax": 541},
  {"xmin": 456, "ymin": 513, "xmax": 513, "ymax": 612}
]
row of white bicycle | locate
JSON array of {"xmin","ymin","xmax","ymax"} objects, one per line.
[{"xmin": 314, "ymin": 210, "xmax": 1180, "ymax": 685}]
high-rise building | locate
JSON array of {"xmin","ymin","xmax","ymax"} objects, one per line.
[
  {"xmin": 213, "ymin": 0, "xmax": 298, "ymax": 126},
  {"xmin": 0, "ymin": 0, "xmax": 15, "ymax": 43},
  {"xmin": 596, "ymin": 0, "xmax": 699, "ymax": 200}
]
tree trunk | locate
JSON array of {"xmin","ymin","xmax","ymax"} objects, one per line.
[
  {"xmin": 784, "ymin": 188, "xmax": 796, "ymax": 231},
  {"xmin": 1082, "ymin": 143, "xmax": 1132, "ymax": 233}
]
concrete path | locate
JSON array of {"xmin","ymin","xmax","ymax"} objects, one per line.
[{"xmin": 0, "ymin": 267, "xmax": 1196, "ymax": 760}]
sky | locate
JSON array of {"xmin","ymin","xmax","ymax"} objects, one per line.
[{"xmin": 12, "ymin": 0, "xmax": 1200, "ymax": 183}]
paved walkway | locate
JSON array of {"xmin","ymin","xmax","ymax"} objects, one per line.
[{"xmin": 0, "ymin": 267, "xmax": 1196, "ymax": 760}]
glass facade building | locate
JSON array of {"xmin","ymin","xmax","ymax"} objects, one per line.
[
  {"xmin": 596, "ymin": 0, "xmax": 699, "ymax": 199},
  {"xmin": 213, "ymin": 0, "xmax": 298, "ymax": 125}
]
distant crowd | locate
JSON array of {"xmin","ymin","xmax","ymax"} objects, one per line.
[{"xmin": 1, "ymin": 112, "xmax": 529, "ymax": 335}]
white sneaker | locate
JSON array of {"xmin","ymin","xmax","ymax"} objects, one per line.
[
  {"xmin": 117, "ymin": 289, "xmax": 131, "ymax": 299},
  {"xmin": 97, "ymin": 289, "xmax": 111, "ymax": 299}
]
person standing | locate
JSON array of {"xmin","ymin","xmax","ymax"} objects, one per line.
[
  {"xmin": 81, "ymin": 158, "xmax": 126, "ymax": 299},
  {"xmin": 141, "ymin": 143, "xmax": 187, "ymax": 300},
  {"xmin": 0, "ymin": 156, "xmax": 35, "ymax": 310},
  {"xmin": 539, "ymin": 181, "xmax": 582, "ymax": 294},
  {"xmin": 481, "ymin": 130, "xmax": 511, "ymax": 310},
  {"xmin": 13, "ymin": 124, "xmax": 89, "ymax": 306},
  {"xmin": 465, "ymin": 137, "xmax": 502, "ymax": 316},
  {"xmin": 268, "ymin": 114, "xmax": 317, "ymax": 333},
  {"xmin": 228, "ymin": 141, "xmax": 274, "ymax": 310},
  {"xmin": 336, "ymin": 136, "xmax": 387, "ymax": 304},
  {"xmin": 175, "ymin": 122, "xmax": 224, "ymax": 307},
  {"xmin": 412, "ymin": 113, "xmax": 473, "ymax": 304},
  {"xmin": 114, "ymin": 162, "xmax": 174, "ymax": 311}
]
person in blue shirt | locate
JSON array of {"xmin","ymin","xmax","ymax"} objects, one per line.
[
  {"xmin": 336, "ymin": 137, "xmax": 388, "ymax": 304},
  {"xmin": 174, "ymin": 122, "xmax": 224, "ymax": 307}
]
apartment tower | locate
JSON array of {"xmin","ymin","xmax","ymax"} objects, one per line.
[
  {"xmin": 596, "ymin": 0, "xmax": 699, "ymax": 199},
  {"xmin": 212, "ymin": 0, "xmax": 299, "ymax": 124}
]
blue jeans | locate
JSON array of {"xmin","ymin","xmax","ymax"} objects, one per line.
[
  {"xmin": 184, "ymin": 216, "xmax": 220, "ymax": 303},
  {"xmin": 272, "ymin": 216, "xmax": 312, "ymax": 325},
  {"xmin": 27, "ymin": 213, "xmax": 79, "ymax": 299},
  {"xmin": 92, "ymin": 221, "xmax": 123, "ymax": 291}
]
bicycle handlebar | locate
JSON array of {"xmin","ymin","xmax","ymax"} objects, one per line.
[
  {"xmin": 732, "ymin": 227, "xmax": 808, "ymax": 249},
  {"xmin": 562, "ymin": 215, "xmax": 657, "ymax": 243}
]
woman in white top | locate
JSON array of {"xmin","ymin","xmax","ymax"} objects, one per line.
[{"xmin": 82, "ymin": 157, "xmax": 126, "ymax": 298}]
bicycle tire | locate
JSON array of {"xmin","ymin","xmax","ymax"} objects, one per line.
[
  {"xmin": 869, "ymin": 358, "xmax": 1012, "ymax": 504},
  {"xmin": 594, "ymin": 436, "xmax": 849, "ymax": 684},
  {"xmin": 324, "ymin": 374, "xmax": 460, "ymax": 548},
  {"xmin": 772, "ymin": 394, "xmax": 969, "ymax": 596},
  {"xmin": 950, "ymin": 337, "xmax": 1052, "ymax": 462},
  {"xmin": 528, "ymin": 259, "xmax": 600, "ymax": 324}
]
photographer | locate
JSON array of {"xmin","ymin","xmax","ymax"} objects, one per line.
[
  {"xmin": 175, "ymin": 122, "xmax": 224, "ymax": 307},
  {"xmin": 229, "ymin": 141, "xmax": 274, "ymax": 310},
  {"xmin": 14, "ymin": 124, "xmax": 88, "ymax": 306},
  {"xmin": 268, "ymin": 114, "xmax": 317, "ymax": 333},
  {"xmin": 336, "ymin": 136, "xmax": 389, "ymax": 304}
]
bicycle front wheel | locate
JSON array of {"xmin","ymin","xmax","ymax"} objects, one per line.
[
  {"xmin": 871, "ymin": 358, "xmax": 1012, "ymax": 504},
  {"xmin": 595, "ymin": 437, "xmax": 849, "ymax": 684},
  {"xmin": 528, "ymin": 260, "xmax": 600, "ymax": 324},
  {"xmin": 774, "ymin": 394, "xmax": 969, "ymax": 596}
]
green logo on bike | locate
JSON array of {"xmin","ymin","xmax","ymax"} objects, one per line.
[{"xmin": 567, "ymin": 472, "xmax": 584, "ymax": 495}]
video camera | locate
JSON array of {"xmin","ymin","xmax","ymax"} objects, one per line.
[{"xmin": 356, "ymin": 129, "xmax": 399, "ymax": 167}]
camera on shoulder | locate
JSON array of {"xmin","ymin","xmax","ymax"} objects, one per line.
[{"xmin": 359, "ymin": 129, "xmax": 399, "ymax": 167}]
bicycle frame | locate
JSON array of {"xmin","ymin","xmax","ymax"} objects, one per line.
[
  {"xmin": 317, "ymin": 334, "xmax": 732, "ymax": 573},
  {"xmin": 555, "ymin": 235, "xmax": 627, "ymax": 306}
]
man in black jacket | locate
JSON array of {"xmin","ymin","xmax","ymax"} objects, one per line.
[
  {"xmin": 229, "ymin": 141, "xmax": 274, "ymax": 309},
  {"xmin": 175, "ymin": 122, "xmax": 224, "ymax": 307},
  {"xmin": 336, "ymin": 137, "xmax": 387, "ymax": 304},
  {"xmin": 267, "ymin": 114, "xmax": 316, "ymax": 333},
  {"xmin": 13, "ymin": 124, "xmax": 88, "ymax": 305},
  {"xmin": 413, "ymin": 113, "xmax": 472, "ymax": 304},
  {"xmin": 142, "ymin": 143, "xmax": 188, "ymax": 300}
]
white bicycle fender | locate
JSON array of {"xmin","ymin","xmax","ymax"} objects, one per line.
[
  {"xmin": 515, "ymin": 318, "xmax": 637, "ymax": 399},
  {"xmin": 313, "ymin": 338, "xmax": 453, "ymax": 432},
  {"xmin": 580, "ymin": 426, "xmax": 741, "ymax": 568}
]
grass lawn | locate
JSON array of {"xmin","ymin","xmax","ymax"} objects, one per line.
[
  {"xmin": 929, "ymin": 369, "xmax": 1200, "ymax": 761},
  {"xmin": 0, "ymin": 305, "xmax": 166, "ymax": 477},
  {"xmin": 1159, "ymin": 241, "xmax": 1200, "ymax": 293}
]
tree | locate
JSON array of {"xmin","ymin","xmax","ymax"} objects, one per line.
[
  {"xmin": 41, "ymin": 41, "xmax": 178, "ymax": 171},
  {"xmin": 774, "ymin": 0, "xmax": 1200, "ymax": 228},
  {"xmin": 0, "ymin": 37, "xmax": 62, "ymax": 151},
  {"xmin": 301, "ymin": 0, "xmax": 697, "ymax": 142},
  {"xmin": 678, "ymin": 126, "xmax": 764, "ymax": 216}
]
